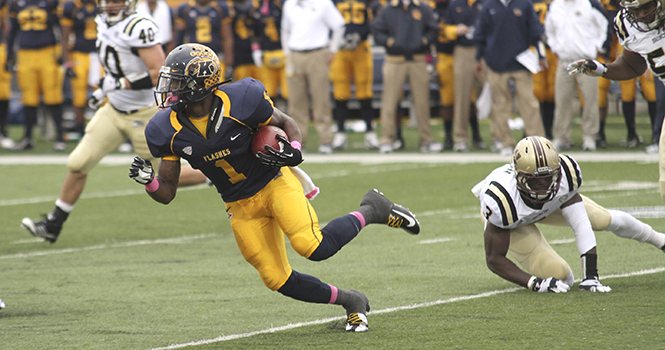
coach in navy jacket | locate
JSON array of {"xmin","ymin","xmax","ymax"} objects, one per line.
[{"xmin": 472, "ymin": 0, "xmax": 546, "ymax": 154}]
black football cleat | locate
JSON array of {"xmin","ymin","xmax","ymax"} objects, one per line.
[
  {"xmin": 360, "ymin": 189, "xmax": 420, "ymax": 234},
  {"xmin": 21, "ymin": 215, "xmax": 62, "ymax": 243}
]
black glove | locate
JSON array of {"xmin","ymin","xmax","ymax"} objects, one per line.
[
  {"xmin": 129, "ymin": 156, "xmax": 155, "ymax": 184},
  {"xmin": 5, "ymin": 52, "xmax": 15, "ymax": 72},
  {"xmin": 256, "ymin": 134, "xmax": 303, "ymax": 167},
  {"xmin": 63, "ymin": 62, "xmax": 76, "ymax": 78}
]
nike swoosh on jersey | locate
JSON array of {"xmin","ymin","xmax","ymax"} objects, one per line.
[
  {"xmin": 230, "ymin": 133, "xmax": 241, "ymax": 141},
  {"xmin": 392, "ymin": 208, "xmax": 416, "ymax": 227}
]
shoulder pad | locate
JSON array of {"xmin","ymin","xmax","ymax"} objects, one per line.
[
  {"xmin": 559, "ymin": 154, "xmax": 582, "ymax": 191},
  {"xmin": 484, "ymin": 181, "xmax": 519, "ymax": 227}
]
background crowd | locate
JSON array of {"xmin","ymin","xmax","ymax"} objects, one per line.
[{"xmin": 0, "ymin": 0, "xmax": 660, "ymax": 155}]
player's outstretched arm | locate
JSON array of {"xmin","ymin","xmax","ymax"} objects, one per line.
[
  {"xmin": 567, "ymin": 49, "xmax": 647, "ymax": 81},
  {"xmin": 129, "ymin": 157, "xmax": 180, "ymax": 204}
]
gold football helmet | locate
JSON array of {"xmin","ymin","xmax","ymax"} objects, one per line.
[
  {"xmin": 620, "ymin": 0, "xmax": 665, "ymax": 31},
  {"xmin": 512, "ymin": 136, "xmax": 561, "ymax": 203},
  {"xmin": 155, "ymin": 44, "xmax": 224, "ymax": 111}
]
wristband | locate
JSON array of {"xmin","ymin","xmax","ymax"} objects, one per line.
[
  {"xmin": 144, "ymin": 178, "xmax": 159, "ymax": 192},
  {"xmin": 291, "ymin": 140, "xmax": 302, "ymax": 151}
]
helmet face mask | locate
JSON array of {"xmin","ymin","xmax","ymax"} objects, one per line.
[
  {"xmin": 620, "ymin": 0, "xmax": 665, "ymax": 31},
  {"xmin": 155, "ymin": 44, "xmax": 223, "ymax": 111},
  {"xmin": 512, "ymin": 136, "xmax": 562, "ymax": 204},
  {"xmin": 98, "ymin": 0, "xmax": 138, "ymax": 25}
]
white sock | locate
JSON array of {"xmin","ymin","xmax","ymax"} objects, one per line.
[
  {"xmin": 606, "ymin": 210, "xmax": 665, "ymax": 249},
  {"xmin": 55, "ymin": 198, "xmax": 74, "ymax": 213}
]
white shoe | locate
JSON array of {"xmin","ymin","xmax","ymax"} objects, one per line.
[
  {"xmin": 428, "ymin": 142, "xmax": 443, "ymax": 152},
  {"xmin": 379, "ymin": 143, "xmax": 392, "ymax": 153},
  {"xmin": 332, "ymin": 132, "xmax": 347, "ymax": 150},
  {"xmin": 646, "ymin": 144, "xmax": 659, "ymax": 154},
  {"xmin": 490, "ymin": 140, "xmax": 503, "ymax": 152},
  {"xmin": 0, "ymin": 298, "xmax": 5, "ymax": 309},
  {"xmin": 53, "ymin": 141, "xmax": 66, "ymax": 152},
  {"xmin": 453, "ymin": 142, "xmax": 468, "ymax": 152},
  {"xmin": 364, "ymin": 131, "xmax": 379, "ymax": 149},
  {"xmin": 0, "ymin": 136, "xmax": 15, "ymax": 149},
  {"xmin": 318, "ymin": 144, "xmax": 333, "ymax": 154},
  {"xmin": 582, "ymin": 136, "xmax": 596, "ymax": 152}
]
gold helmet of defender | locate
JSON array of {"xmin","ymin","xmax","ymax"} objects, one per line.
[{"xmin": 512, "ymin": 136, "xmax": 562, "ymax": 203}]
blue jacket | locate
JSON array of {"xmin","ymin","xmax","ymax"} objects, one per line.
[{"xmin": 473, "ymin": 0, "xmax": 544, "ymax": 72}]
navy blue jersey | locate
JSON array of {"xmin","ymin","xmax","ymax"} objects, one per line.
[
  {"xmin": 232, "ymin": 0, "xmax": 255, "ymax": 66},
  {"xmin": 9, "ymin": 0, "xmax": 60, "ymax": 49},
  {"xmin": 175, "ymin": 0, "xmax": 233, "ymax": 54},
  {"xmin": 252, "ymin": 0, "xmax": 283, "ymax": 51},
  {"xmin": 60, "ymin": 0, "xmax": 97, "ymax": 53},
  {"xmin": 145, "ymin": 78, "xmax": 279, "ymax": 202},
  {"xmin": 433, "ymin": 0, "xmax": 454, "ymax": 55},
  {"xmin": 333, "ymin": 0, "xmax": 373, "ymax": 41}
]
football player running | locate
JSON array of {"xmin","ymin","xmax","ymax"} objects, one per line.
[
  {"xmin": 567, "ymin": 0, "xmax": 665, "ymax": 201},
  {"xmin": 128, "ymin": 43, "xmax": 421, "ymax": 332},
  {"xmin": 474, "ymin": 136, "xmax": 665, "ymax": 292},
  {"xmin": 20, "ymin": 0, "xmax": 206, "ymax": 243}
]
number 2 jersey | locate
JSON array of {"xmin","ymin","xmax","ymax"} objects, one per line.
[
  {"xmin": 614, "ymin": 9, "xmax": 665, "ymax": 81},
  {"xmin": 145, "ymin": 78, "xmax": 279, "ymax": 203},
  {"xmin": 95, "ymin": 12, "xmax": 160, "ymax": 111},
  {"xmin": 472, "ymin": 155, "xmax": 582, "ymax": 230}
]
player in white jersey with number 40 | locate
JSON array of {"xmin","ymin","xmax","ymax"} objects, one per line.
[
  {"xmin": 567, "ymin": 0, "xmax": 665, "ymax": 202},
  {"xmin": 473, "ymin": 136, "xmax": 665, "ymax": 293},
  {"xmin": 20, "ymin": 0, "xmax": 205, "ymax": 244}
]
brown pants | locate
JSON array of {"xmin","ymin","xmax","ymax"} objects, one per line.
[
  {"xmin": 379, "ymin": 58, "xmax": 433, "ymax": 146},
  {"xmin": 486, "ymin": 68, "xmax": 544, "ymax": 148},
  {"xmin": 286, "ymin": 49, "xmax": 333, "ymax": 146}
]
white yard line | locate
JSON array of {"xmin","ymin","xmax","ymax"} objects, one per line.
[{"xmin": 147, "ymin": 267, "xmax": 665, "ymax": 350}]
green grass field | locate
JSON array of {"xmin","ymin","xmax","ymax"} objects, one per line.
[{"xmin": 1, "ymin": 136, "xmax": 665, "ymax": 349}]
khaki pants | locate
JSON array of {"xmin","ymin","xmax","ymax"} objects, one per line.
[
  {"xmin": 286, "ymin": 49, "xmax": 333, "ymax": 146},
  {"xmin": 553, "ymin": 61, "xmax": 600, "ymax": 143},
  {"xmin": 453, "ymin": 46, "xmax": 481, "ymax": 144},
  {"xmin": 379, "ymin": 59, "xmax": 433, "ymax": 146},
  {"xmin": 486, "ymin": 68, "xmax": 544, "ymax": 148}
]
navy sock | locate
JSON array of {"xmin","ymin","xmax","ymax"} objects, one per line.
[
  {"xmin": 622, "ymin": 100, "xmax": 637, "ymax": 137},
  {"xmin": 359, "ymin": 99, "xmax": 374, "ymax": 131},
  {"xmin": 308, "ymin": 214, "xmax": 362, "ymax": 261},
  {"xmin": 277, "ymin": 270, "xmax": 332, "ymax": 304}
]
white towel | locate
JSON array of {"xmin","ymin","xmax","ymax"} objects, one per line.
[
  {"xmin": 137, "ymin": 0, "xmax": 172, "ymax": 45},
  {"xmin": 290, "ymin": 166, "xmax": 320, "ymax": 200}
]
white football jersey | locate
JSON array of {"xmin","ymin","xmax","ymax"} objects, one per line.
[
  {"xmin": 472, "ymin": 155, "xmax": 582, "ymax": 230},
  {"xmin": 614, "ymin": 9, "xmax": 665, "ymax": 81},
  {"xmin": 96, "ymin": 13, "xmax": 161, "ymax": 111}
]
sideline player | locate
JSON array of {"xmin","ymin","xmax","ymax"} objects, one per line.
[
  {"xmin": 60, "ymin": 0, "xmax": 99, "ymax": 138},
  {"xmin": 567, "ymin": 0, "xmax": 665, "ymax": 201},
  {"xmin": 7, "ymin": 0, "xmax": 66, "ymax": 151},
  {"xmin": 474, "ymin": 136, "xmax": 665, "ymax": 292},
  {"xmin": 0, "ymin": 0, "xmax": 14, "ymax": 149},
  {"xmin": 20, "ymin": 0, "xmax": 205, "ymax": 243},
  {"xmin": 329, "ymin": 0, "xmax": 379, "ymax": 151},
  {"xmin": 129, "ymin": 43, "xmax": 421, "ymax": 332}
]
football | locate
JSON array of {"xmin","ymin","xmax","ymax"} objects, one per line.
[{"xmin": 251, "ymin": 125, "xmax": 288, "ymax": 156}]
